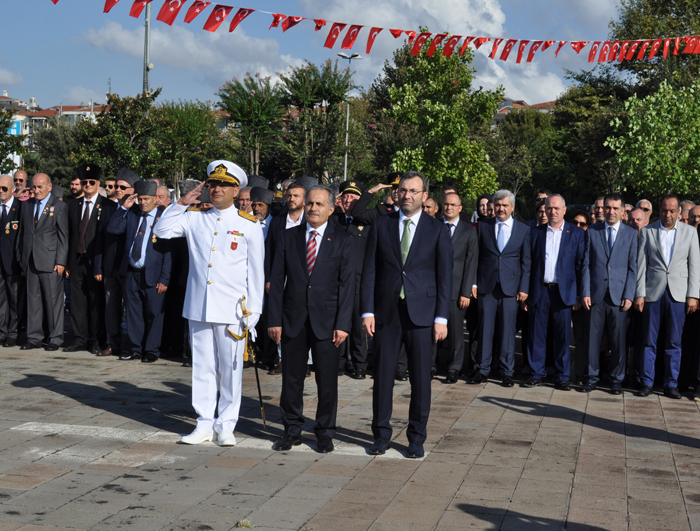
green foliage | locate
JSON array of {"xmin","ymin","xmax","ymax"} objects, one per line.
[
  {"xmin": 28, "ymin": 117, "xmax": 79, "ymax": 186},
  {"xmin": 0, "ymin": 108, "xmax": 25, "ymax": 174},
  {"xmin": 606, "ymin": 78, "xmax": 700, "ymax": 198}
]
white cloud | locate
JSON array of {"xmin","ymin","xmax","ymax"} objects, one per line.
[
  {"xmin": 62, "ymin": 86, "xmax": 105, "ymax": 105},
  {"xmin": 0, "ymin": 66, "xmax": 23, "ymax": 86}
]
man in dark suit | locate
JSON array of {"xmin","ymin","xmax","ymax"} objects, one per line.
[
  {"xmin": 581, "ymin": 193, "xmax": 638, "ymax": 394},
  {"xmin": 0, "ymin": 175, "xmax": 23, "ymax": 347},
  {"xmin": 362, "ymin": 171, "xmax": 453, "ymax": 458},
  {"xmin": 107, "ymin": 180, "xmax": 171, "ymax": 362},
  {"xmin": 64, "ymin": 164, "xmax": 115, "ymax": 353},
  {"xmin": 94, "ymin": 169, "xmax": 138, "ymax": 357},
  {"xmin": 469, "ymin": 190, "xmax": 531, "ymax": 387},
  {"xmin": 18, "ymin": 174, "xmax": 69, "ymax": 351},
  {"xmin": 524, "ymin": 194, "xmax": 585, "ymax": 390},
  {"xmin": 268, "ymin": 185, "xmax": 355, "ymax": 453},
  {"xmin": 440, "ymin": 192, "xmax": 478, "ymax": 383}
]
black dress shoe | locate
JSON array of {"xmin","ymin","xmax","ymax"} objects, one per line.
[
  {"xmin": 664, "ymin": 387, "xmax": 682, "ymax": 399},
  {"xmin": 351, "ymin": 368, "xmax": 366, "ymax": 380},
  {"xmin": 521, "ymin": 378, "xmax": 543, "ymax": 388},
  {"xmin": 445, "ymin": 370, "xmax": 458, "ymax": 384},
  {"xmin": 20, "ymin": 342, "xmax": 41, "ymax": 350},
  {"xmin": 119, "ymin": 353, "xmax": 137, "ymax": 361},
  {"xmin": 431, "ymin": 367, "xmax": 437, "ymax": 379},
  {"xmin": 316, "ymin": 436, "xmax": 334, "ymax": 453},
  {"xmin": 466, "ymin": 372, "xmax": 486, "ymax": 384},
  {"xmin": 638, "ymin": 385, "xmax": 652, "ymax": 397},
  {"xmin": 610, "ymin": 382, "xmax": 622, "ymax": 395},
  {"xmin": 395, "ymin": 371, "xmax": 408, "ymax": 382},
  {"xmin": 407, "ymin": 441, "xmax": 424, "ymax": 458},
  {"xmin": 272, "ymin": 434, "xmax": 302, "ymax": 451},
  {"xmin": 555, "ymin": 381, "xmax": 572, "ymax": 391},
  {"xmin": 501, "ymin": 376, "xmax": 514, "ymax": 387},
  {"xmin": 63, "ymin": 343, "xmax": 87, "ymax": 353},
  {"xmin": 369, "ymin": 439, "xmax": 390, "ymax": 455},
  {"xmin": 182, "ymin": 361, "xmax": 192, "ymax": 368},
  {"xmin": 89, "ymin": 345, "xmax": 102, "ymax": 355},
  {"xmin": 141, "ymin": 354, "xmax": 158, "ymax": 363},
  {"xmin": 44, "ymin": 343, "xmax": 60, "ymax": 352},
  {"xmin": 3, "ymin": 338, "xmax": 17, "ymax": 347},
  {"xmin": 580, "ymin": 383, "xmax": 596, "ymax": 393}
]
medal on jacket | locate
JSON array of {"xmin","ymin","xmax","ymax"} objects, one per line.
[
  {"xmin": 96, "ymin": 204, "xmax": 102, "ymax": 221},
  {"xmin": 49, "ymin": 206, "xmax": 55, "ymax": 217},
  {"xmin": 4, "ymin": 223, "xmax": 8, "ymax": 235},
  {"xmin": 11, "ymin": 222, "xmax": 17, "ymax": 231},
  {"xmin": 231, "ymin": 241, "xmax": 238, "ymax": 250},
  {"xmin": 152, "ymin": 236, "xmax": 157, "ymax": 243}
]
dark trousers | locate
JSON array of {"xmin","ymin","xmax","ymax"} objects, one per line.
[
  {"xmin": 161, "ymin": 284, "xmax": 187, "ymax": 356},
  {"xmin": 257, "ymin": 295, "xmax": 278, "ymax": 368},
  {"xmin": 641, "ymin": 288, "xmax": 685, "ymax": 388},
  {"xmin": 372, "ymin": 303, "xmax": 432, "ymax": 444},
  {"xmin": 0, "ymin": 270, "xmax": 20, "ymax": 341},
  {"xmin": 528, "ymin": 286, "xmax": 571, "ymax": 383},
  {"xmin": 26, "ymin": 256, "xmax": 64, "ymax": 346},
  {"xmin": 280, "ymin": 317, "xmax": 340, "ymax": 438},
  {"xmin": 570, "ymin": 307, "xmax": 588, "ymax": 383},
  {"xmin": 587, "ymin": 293, "xmax": 629, "ymax": 385},
  {"xmin": 69, "ymin": 256, "xmax": 105, "ymax": 348},
  {"xmin": 104, "ymin": 274, "xmax": 124, "ymax": 353},
  {"xmin": 477, "ymin": 284, "xmax": 518, "ymax": 377},
  {"xmin": 462, "ymin": 301, "xmax": 479, "ymax": 375},
  {"xmin": 344, "ymin": 278, "xmax": 368, "ymax": 371},
  {"xmin": 441, "ymin": 299, "xmax": 467, "ymax": 373},
  {"xmin": 124, "ymin": 269, "xmax": 165, "ymax": 358}
]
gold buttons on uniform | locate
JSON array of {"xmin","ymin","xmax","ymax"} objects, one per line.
[
  {"xmin": 212, "ymin": 247, "xmax": 216, "ymax": 251},
  {"xmin": 209, "ymin": 264, "xmax": 213, "ymax": 268},
  {"xmin": 218, "ymin": 217, "xmax": 222, "ymax": 221},
  {"xmin": 207, "ymin": 280, "xmax": 212, "ymax": 285},
  {"xmin": 214, "ymin": 232, "xmax": 219, "ymax": 235}
]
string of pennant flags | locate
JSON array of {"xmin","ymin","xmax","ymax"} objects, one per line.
[{"xmin": 49, "ymin": 0, "xmax": 700, "ymax": 63}]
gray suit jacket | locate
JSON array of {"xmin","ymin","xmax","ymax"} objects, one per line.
[
  {"xmin": 581, "ymin": 222, "xmax": 638, "ymax": 306},
  {"xmin": 19, "ymin": 195, "xmax": 69, "ymax": 273},
  {"xmin": 636, "ymin": 221, "xmax": 700, "ymax": 303}
]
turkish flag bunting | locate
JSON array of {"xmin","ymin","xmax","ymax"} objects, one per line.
[
  {"xmin": 648, "ymin": 39, "xmax": 663, "ymax": 59},
  {"xmin": 541, "ymin": 40, "xmax": 555, "ymax": 52},
  {"xmin": 203, "ymin": 5, "xmax": 232, "ymax": 32},
  {"xmin": 489, "ymin": 38, "xmax": 504, "ymax": 59},
  {"xmin": 608, "ymin": 41, "xmax": 620, "ymax": 61},
  {"xmin": 527, "ymin": 41, "xmax": 543, "ymax": 62},
  {"xmin": 313, "ymin": 19, "xmax": 326, "ymax": 31},
  {"xmin": 341, "ymin": 25, "xmax": 363, "ymax": 49},
  {"xmin": 324, "ymin": 23, "xmax": 347, "ymax": 49},
  {"xmin": 50, "ymin": 0, "xmax": 59, "ymax": 4},
  {"xmin": 683, "ymin": 36, "xmax": 698, "ymax": 53},
  {"xmin": 516, "ymin": 40, "xmax": 530, "ymax": 63},
  {"xmin": 499, "ymin": 39, "xmax": 518, "ymax": 61},
  {"xmin": 442, "ymin": 35, "xmax": 462, "ymax": 57},
  {"xmin": 673, "ymin": 36, "xmax": 681, "ymax": 55},
  {"xmin": 269, "ymin": 13, "xmax": 286, "ymax": 30},
  {"xmin": 663, "ymin": 38, "xmax": 672, "ymax": 58},
  {"xmin": 572, "ymin": 41, "xmax": 590, "ymax": 54},
  {"xmin": 637, "ymin": 39, "xmax": 651, "ymax": 59},
  {"xmin": 597, "ymin": 42, "xmax": 611, "ymax": 62},
  {"xmin": 554, "ymin": 41, "xmax": 567, "ymax": 57},
  {"xmin": 405, "ymin": 31, "xmax": 416, "ymax": 44},
  {"xmin": 459, "ymin": 36, "xmax": 476, "ymax": 55},
  {"xmin": 618, "ymin": 41, "xmax": 630, "ymax": 61},
  {"xmin": 229, "ymin": 8, "xmax": 253, "ymax": 32},
  {"xmin": 625, "ymin": 41, "xmax": 640, "ymax": 60},
  {"xmin": 410, "ymin": 32, "xmax": 432, "ymax": 55},
  {"xmin": 104, "ymin": 0, "xmax": 121, "ymax": 13},
  {"xmin": 587, "ymin": 41, "xmax": 600, "ymax": 62},
  {"xmin": 426, "ymin": 34, "xmax": 447, "ymax": 56},
  {"xmin": 474, "ymin": 37, "xmax": 490, "ymax": 49},
  {"xmin": 184, "ymin": 1, "xmax": 210, "ymax": 23},
  {"xmin": 130, "ymin": 0, "xmax": 153, "ymax": 18},
  {"xmin": 389, "ymin": 29, "xmax": 403, "ymax": 39},
  {"xmin": 157, "ymin": 1, "xmax": 188, "ymax": 26},
  {"xmin": 282, "ymin": 16, "xmax": 305, "ymax": 32},
  {"xmin": 366, "ymin": 27, "xmax": 383, "ymax": 54}
]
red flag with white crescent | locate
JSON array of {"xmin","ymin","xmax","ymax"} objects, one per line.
[
  {"xmin": 541, "ymin": 40, "xmax": 555, "ymax": 52},
  {"xmin": 366, "ymin": 27, "xmax": 383, "ymax": 54},
  {"xmin": 405, "ymin": 31, "xmax": 416, "ymax": 44},
  {"xmin": 442, "ymin": 35, "xmax": 462, "ymax": 57},
  {"xmin": 618, "ymin": 41, "xmax": 630, "ymax": 61},
  {"xmin": 587, "ymin": 41, "xmax": 600, "ymax": 62},
  {"xmin": 157, "ymin": 0, "xmax": 187, "ymax": 26},
  {"xmin": 104, "ymin": 0, "xmax": 121, "ymax": 13},
  {"xmin": 597, "ymin": 42, "xmax": 611, "ymax": 62},
  {"xmin": 474, "ymin": 37, "xmax": 490, "ymax": 49},
  {"xmin": 683, "ymin": 36, "xmax": 698, "ymax": 54},
  {"xmin": 554, "ymin": 41, "xmax": 568, "ymax": 57},
  {"xmin": 571, "ymin": 41, "xmax": 590, "ymax": 54},
  {"xmin": 489, "ymin": 38, "xmax": 504, "ymax": 59},
  {"xmin": 282, "ymin": 16, "xmax": 305, "ymax": 32},
  {"xmin": 426, "ymin": 34, "xmax": 447, "ymax": 56},
  {"xmin": 50, "ymin": 0, "xmax": 59, "ymax": 4},
  {"xmin": 663, "ymin": 38, "xmax": 672, "ymax": 58},
  {"xmin": 673, "ymin": 37, "xmax": 681, "ymax": 55},
  {"xmin": 608, "ymin": 41, "xmax": 620, "ymax": 61},
  {"xmin": 130, "ymin": 0, "xmax": 153, "ymax": 18},
  {"xmin": 184, "ymin": 1, "xmax": 210, "ymax": 23},
  {"xmin": 637, "ymin": 39, "xmax": 651, "ymax": 59},
  {"xmin": 499, "ymin": 39, "xmax": 518, "ymax": 61},
  {"xmin": 459, "ymin": 36, "xmax": 476, "ymax": 55},
  {"xmin": 625, "ymin": 41, "xmax": 640, "ymax": 60},
  {"xmin": 229, "ymin": 8, "xmax": 253, "ymax": 32},
  {"xmin": 269, "ymin": 13, "xmax": 286, "ymax": 30},
  {"xmin": 203, "ymin": 4, "xmax": 231, "ymax": 32},
  {"xmin": 324, "ymin": 23, "xmax": 347, "ymax": 49},
  {"xmin": 648, "ymin": 39, "xmax": 663, "ymax": 59},
  {"xmin": 341, "ymin": 25, "xmax": 363, "ymax": 50},
  {"xmin": 515, "ymin": 40, "xmax": 530, "ymax": 63},
  {"xmin": 410, "ymin": 32, "xmax": 432, "ymax": 55},
  {"xmin": 527, "ymin": 41, "xmax": 542, "ymax": 62},
  {"xmin": 314, "ymin": 19, "xmax": 326, "ymax": 31},
  {"xmin": 389, "ymin": 29, "xmax": 403, "ymax": 39}
]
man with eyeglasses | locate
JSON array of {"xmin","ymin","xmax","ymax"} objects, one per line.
[
  {"xmin": 64, "ymin": 164, "xmax": 114, "ymax": 354},
  {"xmin": 0, "ymin": 175, "xmax": 24, "ymax": 347},
  {"xmin": 636, "ymin": 199, "xmax": 653, "ymax": 223},
  {"xmin": 12, "ymin": 170, "xmax": 28, "ymax": 197}
]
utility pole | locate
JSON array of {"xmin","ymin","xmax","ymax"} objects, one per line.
[
  {"xmin": 142, "ymin": 3, "xmax": 152, "ymax": 94},
  {"xmin": 337, "ymin": 52, "xmax": 361, "ymax": 181}
]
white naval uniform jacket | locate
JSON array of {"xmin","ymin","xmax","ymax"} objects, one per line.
[{"xmin": 153, "ymin": 203, "xmax": 265, "ymax": 331}]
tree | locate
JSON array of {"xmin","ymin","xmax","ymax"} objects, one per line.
[
  {"xmin": 606, "ymin": 78, "xmax": 700, "ymax": 198},
  {"xmin": 28, "ymin": 117, "xmax": 79, "ymax": 186},
  {"xmin": 0, "ymin": 109, "xmax": 25, "ymax": 174},
  {"xmin": 218, "ymin": 74, "xmax": 284, "ymax": 176}
]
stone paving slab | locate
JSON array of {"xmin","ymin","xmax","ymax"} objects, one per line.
[{"xmin": 1, "ymin": 348, "xmax": 700, "ymax": 530}]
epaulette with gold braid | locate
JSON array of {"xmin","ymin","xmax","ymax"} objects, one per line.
[{"xmin": 238, "ymin": 210, "xmax": 258, "ymax": 222}]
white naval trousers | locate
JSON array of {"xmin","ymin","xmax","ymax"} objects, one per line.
[{"xmin": 189, "ymin": 320, "xmax": 244, "ymax": 434}]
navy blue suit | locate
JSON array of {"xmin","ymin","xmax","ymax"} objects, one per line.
[
  {"xmin": 107, "ymin": 206, "xmax": 171, "ymax": 359},
  {"xmin": 528, "ymin": 222, "xmax": 585, "ymax": 382},
  {"xmin": 361, "ymin": 211, "xmax": 453, "ymax": 444},
  {"xmin": 0, "ymin": 199, "xmax": 23, "ymax": 342}
]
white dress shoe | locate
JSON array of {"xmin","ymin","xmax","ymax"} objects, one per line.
[
  {"xmin": 217, "ymin": 431, "xmax": 236, "ymax": 446},
  {"xmin": 180, "ymin": 429, "xmax": 213, "ymax": 445}
]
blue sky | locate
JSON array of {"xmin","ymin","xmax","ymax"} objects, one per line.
[{"xmin": 3, "ymin": 0, "xmax": 618, "ymax": 108}]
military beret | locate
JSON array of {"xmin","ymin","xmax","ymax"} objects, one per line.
[
  {"xmin": 250, "ymin": 187, "xmax": 274, "ymax": 205},
  {"xmin": 206, "ymin": 160, "xmax": 247, "ymax": 188},
  {"xmin": 115, "ymin": 168, "xmax": 139, "ymax": 187},
  {"xmin": 178, "ymin": 179, "xmax": 201, "ymax": 196},
  {"xmin": 387, "ymin": 172, "xmax": 401, "ymax": 186},
  {"xmin": 339, "ymin": 180, "xmax": 364, "ymax": 196},
  {"xmin": 77, "ymin": 163, "xmax": 103, "ymax": 182},
  {"xmin": 52, "ymin": 184, "xmax": 64, "ymax": 199},
  {"xmin": 198, "ymin": 186, "xmax": 211, "ymax": 203},
  {"xmin": 134, "ymin": 179, "xmax": 157, "ymax": 196},
  {"xmin": 247, "ymin": 175, "xmax": 269, "ymax": 190},
  {"xmin": 295, "ymin": 176, "xmax": 318, "ymax": 190}
]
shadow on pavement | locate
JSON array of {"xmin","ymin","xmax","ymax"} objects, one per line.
[{"xmin": 456, "ymin": 503, "xmax": 609, "ymax": 530}]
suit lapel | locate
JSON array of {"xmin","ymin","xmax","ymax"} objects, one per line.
[
  {"xmin": 36, "ymin": 196, "xmax": 54, "ymax": 232},
  {"xmin": 557, "ymin": 223, "xmax": 571, "ymax": 263},
  {"xmin": 311, "ymin": 223, "xmax": 335, "ymax": 276},
  {"xmin": 602, "ymin": 226, "xmax": 610, "ymax": 259},
  {"xmin": 389, "ymin": 212, "xmax": 401, "ymax": 264},
  {"xmin": 653, "ymin": 223, "xmax": 667, "ymax": 269},
  {"xmin": 296, "ymin": 225, "xmax": 310, "ymax": 279},
  {"xmin": 489, "ymin": 219, "xmax": 499, "ymax": 252},
  {"xmin": 404, "ymin": 213, "xmax": 429, "ymax": 268}
]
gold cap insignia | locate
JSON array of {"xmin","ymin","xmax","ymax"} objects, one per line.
[{"xmin": 207, "ymin": 164, "xmax": 240, "ymax": 186}]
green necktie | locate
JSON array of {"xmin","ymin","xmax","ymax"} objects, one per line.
[{"xmin": 400, "ymin": 218, "xmax": 412, "ymax": 298}]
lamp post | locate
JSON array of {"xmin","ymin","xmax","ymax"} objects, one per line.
[
  {"xmin": 337, "ymin": 52, "xmax": 361, "ymax": 181},
  {"xmin": 143, "ymin": 3, "xmax": 153, "ymax": 94}
]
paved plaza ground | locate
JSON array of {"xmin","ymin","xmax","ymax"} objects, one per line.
[{"xmin": 0, "ymin": 346, "xmax": 700, "ymax": 531}]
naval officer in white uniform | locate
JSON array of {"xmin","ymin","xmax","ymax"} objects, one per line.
[{"xmin": 153, "ymin": 160, "xmax": 265, "ymax": 446}]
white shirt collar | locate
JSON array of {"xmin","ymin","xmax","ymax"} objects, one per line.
[
  {"xmin": 399, "ymin": 209, "xmax": 422, "ymax": 225},
  {"xmin": 604, "ymin": 220, "xmax": 621, "ymax": 231},
  {"xmin": 547, "ymin": 222, "xmax": 564, "ymax": 233},
  {"xmin": 306, "ymin": 221, "xmax": 327, "ymax": 238},
  {"xmin": 444, "ymin": 217, "xmax": 459, "ymax": 227},
  {"xmin": 496, "ymin": 215, "xmax": 514, "ymax": 227},
  {"xmin": 2, "ymin": 196, "xmax": 14, "ymax": 209},
  {"xmin": 661, "ymin": 220, "xmax": 679, "ymax": 231}
]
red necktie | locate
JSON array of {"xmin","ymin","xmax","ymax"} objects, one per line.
[{"xmin": 306, "ymin": 230, "xmax": 318, "ymax": 274}]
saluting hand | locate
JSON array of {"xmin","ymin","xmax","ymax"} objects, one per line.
[
  {"xmin": 178, "ymin": 182, "xmax": 206, "ymax": 206},
  {"xmin": 123, "ymin": 194, "xmax": 138, "ymax": 210}
]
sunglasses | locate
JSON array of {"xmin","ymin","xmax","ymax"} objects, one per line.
[
  {"xmin": 116, "ymin": 185, "xmax": 132, "ymax": 191},
  {"xmin": 572, "ymin": 221, "xmax": 588, "ymax": 227},
  {"xmin": 208, "ymin": 180, "xmax": 234, "ymax": 188},
  {"xmin": 14, "ymin": 179, "xmax": 24, "ymax": 184},
  {"xmin": 0, "ymin": 186, "xmax": 8, "ymax": 192},
  {"xmin": 640, "ymin": 207, "xmax": 651, "ymax": 212},
  {"xmin": 105, "ymin": 184, "xmax": 115, "ymax": 189},
  {"xmin": 81, "ymin": 180, "xmax": 97, "ymax": 186}
]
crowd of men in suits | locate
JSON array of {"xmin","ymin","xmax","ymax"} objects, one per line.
[{"xmin": 2, "ymin": 164, "xmax": 700, "ymax": 457}]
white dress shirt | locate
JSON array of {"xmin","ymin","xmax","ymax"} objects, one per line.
[
  {"xmin": 2, "ymin": 196, "xmax": 14, "ymax": 213},
  {"xmin": 306, "ymin": 221, "xmax": 327, "ymax": 248},
  {"xmin": 604, "ymin": 220, "xmax": 620, "ymax": 249},
  {"xmin": 659, "ymin": 221, "xmax": 678, "ymax": 266},
  {"xmin": 444, "ymin": 217, "xmax": 459, "ymax": 238},
  {"xmin": 259, "ymin": 213, "xmax": 271, "ymax": 240},
  {"xmin": 286, "ymin": 212, "xmax": 303, "ymax": 229},
  {"xmin": 544, "ymin": 223, "xmax": 564, "ymax": 284},
  {"xmin": 81, "ymin": 196, "xmax": 96, "ymax": 220},
  {"xmin": 495, "ymin": 215, "xmax": 514, "ymax": 249}
]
